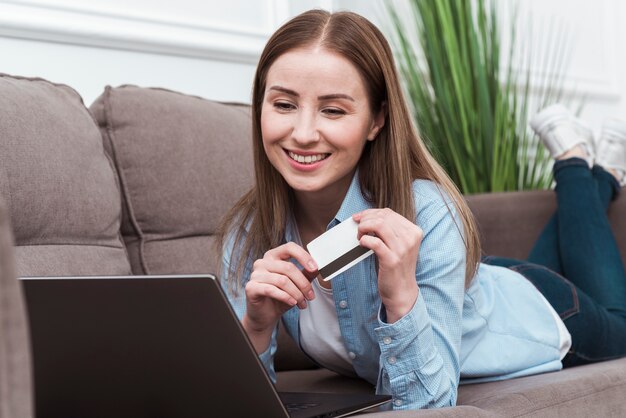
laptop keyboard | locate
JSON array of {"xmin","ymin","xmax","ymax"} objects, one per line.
[{"xmin": 284, "ymin": 402, "xmax": 321, "ymax": 412}]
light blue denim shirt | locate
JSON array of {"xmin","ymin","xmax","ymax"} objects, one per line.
[{"xmin": 221, "ymin": 173, "xmax": 563, "ymax": 410}]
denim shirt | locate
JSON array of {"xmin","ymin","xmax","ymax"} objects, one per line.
[{"xmin": 221, "ymin": 174, "xmax": 564, "ymax": 410}]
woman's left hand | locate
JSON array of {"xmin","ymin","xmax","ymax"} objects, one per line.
[{"xmin": 353, "ymin": 209, "xmax": 423, "ymax": 323}]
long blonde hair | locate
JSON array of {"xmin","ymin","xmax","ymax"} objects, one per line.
[{"xmin": 217, "ymin": 9, "xmax": 480, "ymax": 293}]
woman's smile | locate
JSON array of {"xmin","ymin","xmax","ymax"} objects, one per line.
[
  {"xmin": 285, "ymin": 149, "xmax": 331, "ymax": 172},
  {"xmin": 286, "ymin": 150, "xmax": 330, "ymax": 165}
]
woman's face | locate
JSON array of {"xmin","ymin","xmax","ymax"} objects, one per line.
[{"xmin": 261, "ymin": 47, "xmax": 385, "ymax": 202}]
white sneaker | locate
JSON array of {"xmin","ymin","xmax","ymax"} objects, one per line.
[
  {"xmin": 597, "ymin": 118, "xmax": 626, "ymax": 186},
  {"xmin": 529, "ymin": 104, "xmax": 595, "ymax": 166}
]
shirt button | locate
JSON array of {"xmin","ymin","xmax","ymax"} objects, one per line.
[
  {"xmin": 388, "ymin": 356, "xmax": 397, "ymax": 365},
  {"xmin": 348, "ymin": 351, "xmax": 356, "ymax": 360},
  {"xmin": 394, "ymin": 399, "xmax": 403, "ymax": 407},
  {"xmin": 383, "ymin": 336, "xmax": 392, "ymax": 344},
  {"xmin": 339, "ymin": 300, "xmax": 348, "ymax": 308}
]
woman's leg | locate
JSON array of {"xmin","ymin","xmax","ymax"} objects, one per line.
[
  {"xmin": 592, "ymin": 164, "xmax": 620, "ymax": 209},
  {"xmin": 527, "ymin": 215, "xmax": 562, "ymax": 274},
  {"xmin": 550, "ymin": 157, "xmax": 626, "ymax": 316},
  {"xmin": 523, "ymin": 107, "xmax": 626, "ymax": 365},
  {"xmin": 527, "ymin": 162, "xmax": 618, "ymax": 275}
]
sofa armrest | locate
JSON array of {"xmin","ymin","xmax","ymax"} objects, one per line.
[{"xmin": 0, "ymin": 196, "xmax": 33, "ymax": 418}]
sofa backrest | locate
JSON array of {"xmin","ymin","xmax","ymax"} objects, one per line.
[
  {"xmin": 467, "ymin": 189, "xmax": 626, "ymax": 264},
  {"xmin": 0, "ymin": 74, "xmax": 131, "ymax": 277},
  {"xmin": 89, "ymin": 86, "xmax": 254, "ymax": 275},
  {"xmin": 0, "ymin": 197, "xmax": 32, "ymax": 418}
]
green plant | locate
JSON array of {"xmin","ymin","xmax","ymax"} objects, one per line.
[{"xmin": 386, "ymin": 0, "xmax": 570, "ymax": 194}]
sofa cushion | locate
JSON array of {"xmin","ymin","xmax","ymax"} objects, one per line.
[
  {"xmin": 89, "ymin": 86, "xmax": 254, "ymax": 275},
  {"xmin": 0, "ymin": 197, "xmax": 33, "ymax": 418},
  {"xmin": 276, "ymin": 358, "xmax": 626, "ymax": 417},
  {"xmin": 0, "ymin": 74, "xmax": 130, "ymax": 276},
  {"xmin": 456, "ymin": 356, "xmax": 626, "ymax": 417}
]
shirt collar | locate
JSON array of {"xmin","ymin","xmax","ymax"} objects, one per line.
[{"xmin": 332, "ymin": 169, "xmax": 372, "ymax": 224}]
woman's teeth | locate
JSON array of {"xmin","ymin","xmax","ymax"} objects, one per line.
[{"xmin": 288, "ymin": 151, "xmax": 329, "ymax": 164}]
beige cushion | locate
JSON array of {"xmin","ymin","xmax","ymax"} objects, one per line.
[
  {"xmin": 0, "ymin": 197, "xmax": 32, "ymax": 418},
  {"xmin": 0, "ymin": 74, "xmax": 130, "ymax": 276},
  {"xmin": 90, "ymin": 85, "xmax": 254, "ymax": 275}
]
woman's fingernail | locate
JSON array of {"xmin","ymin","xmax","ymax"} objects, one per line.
[
  {"xmin": 298, "ymin": 300, "xmax": 308, "ymax": 309},
  {"xmin": 308, "ymin": 260, "xmax": 317, "ymax": 270},
  {"xmin": 307, "ymin": 290, "xmax": 315, "ymax": 300}
]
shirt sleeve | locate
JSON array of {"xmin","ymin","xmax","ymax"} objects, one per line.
[
  {"xmin": 221, "ymin": 231, "xmax": 279, "ymax": 382},
  {"xmin": 373, "ymin": 200, "xmax": 466, "ymax": 410}
]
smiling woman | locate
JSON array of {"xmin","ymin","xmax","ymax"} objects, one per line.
[
  {"xmin": 214, "ymin": 8, "xmax": 626, "ymax": 412},
  {"xmin": 216, "ymin": 9, "xmax": 481, "ymax": 409}
]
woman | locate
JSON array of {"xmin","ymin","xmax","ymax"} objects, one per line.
[{"xmin": 217, "ymin": 9, "xmax": 626, "ymax": 410}]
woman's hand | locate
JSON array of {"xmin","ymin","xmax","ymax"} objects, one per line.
[
  {"xmin": 353, "ymin": 209, "xmax": 423, "ymax": 323},
  {"xmin": 243, "ymin": 242, "xmax": 318, "ymax": 353}
]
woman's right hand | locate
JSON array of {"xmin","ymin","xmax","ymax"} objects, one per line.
[{"xmin": 242, "ymin": 242, "xmax": 318, "ymax": 353}]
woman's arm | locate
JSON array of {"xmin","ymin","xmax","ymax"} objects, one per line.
[
  {"xmin": 221, "ymin": 236, "xmax": 318, "ymax": 382},
  {"xmin": 356, "ymin": 197, "xmax": 466, "ymax": 409}
]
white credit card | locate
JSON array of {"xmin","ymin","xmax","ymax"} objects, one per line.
[{"xmin": 306, "ymin": 217, "xmax": 373, "ymax": 281}]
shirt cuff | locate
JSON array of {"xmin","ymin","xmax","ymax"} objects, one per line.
[
  {"xmin": 259, "ymin": 344, "xmax": 273, "ymax": 364},
  {"xmin": 257, "ymin": 332, "xmax": 277, "ymax": 383},
  {"xmin": 374, "ymin": 294, "xmax": 435, "ymax": 380}
]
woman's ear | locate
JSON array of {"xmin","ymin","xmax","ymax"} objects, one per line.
[{"xmin": 367, "ymin": 101, "xmax": 388, "ymax": 141}]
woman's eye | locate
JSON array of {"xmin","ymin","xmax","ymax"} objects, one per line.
[
  {"xmin": 322, "ymin": 108, "xmax": 346, "ymax": 116},
  {"xmin": 274, "ymin": 102, "xmax": 295, "ymax": 111}
]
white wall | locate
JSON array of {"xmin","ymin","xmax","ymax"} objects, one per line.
[
  {"xmin": 0, "ymin": 0, "xmax": 293, "ymax": 104},
  {"xmin": 0, "ymin": 0, "xmax": 624, "ymax": 134}
]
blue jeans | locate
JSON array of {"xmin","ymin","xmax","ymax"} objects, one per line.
[{"xmin": 483, "ymin": 158, "xmax": 626, "ymax": 367}]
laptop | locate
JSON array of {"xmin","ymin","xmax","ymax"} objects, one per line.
[{"xmin": 20, "ymin": 274, "xmax": 391, "ymax": 418}]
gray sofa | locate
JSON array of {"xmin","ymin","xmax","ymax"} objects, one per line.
[{"xmin": 0, "ymin": 73, "xmax": 625, "ymax": 417}]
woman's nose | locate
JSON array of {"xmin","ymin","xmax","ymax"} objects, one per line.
[{"xmin": 291, "ymin": 111, "xmax": 320, "ymax": 145}]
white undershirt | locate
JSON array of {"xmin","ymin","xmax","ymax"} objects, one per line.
[{"xmin": 299, "ymin": 278, "xmax": 357, "ymax": 377}]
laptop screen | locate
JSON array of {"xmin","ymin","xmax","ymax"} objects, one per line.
[{"xmin": 21, "ymin": 274, "xmax": 290, "ymax": 418}]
